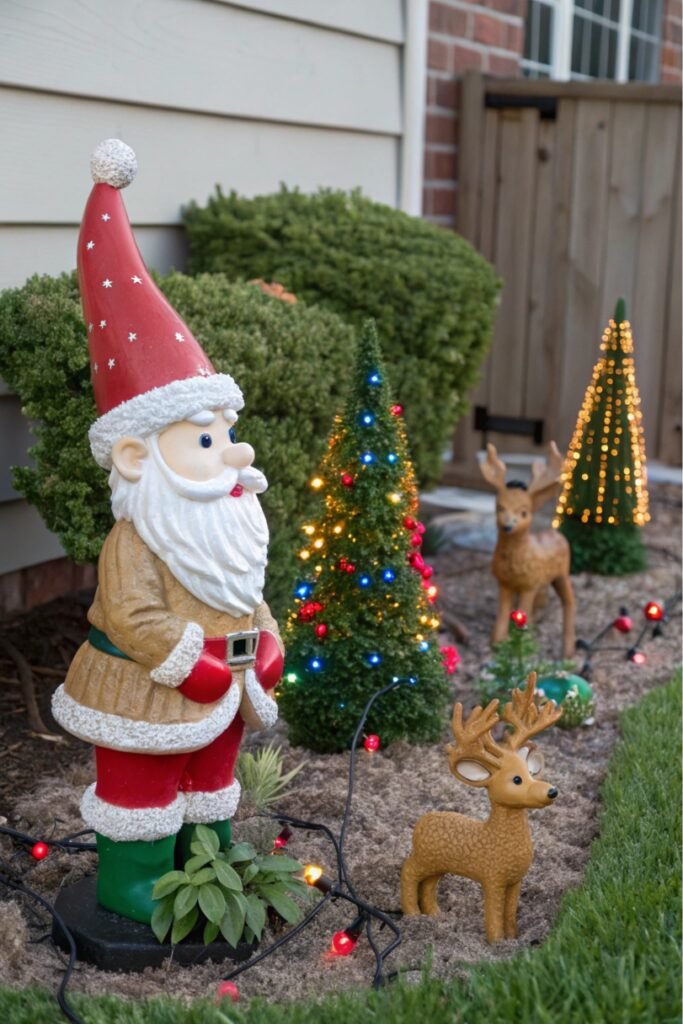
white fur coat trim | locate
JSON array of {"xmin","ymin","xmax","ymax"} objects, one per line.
[
  {"xmin": 243, "ymin": 668, "xmax": 279, "ymax": 729},
  {"xmin": 81, "ymin": 784, "xmax": 185, "ymax": 841},
  {"xmin": 89, "ymin": 373, "xmax": 244, "ymax": 468},
  {"xmin": 183, "ymin": 780, "xmax": 241, "ymax": 823},
  {"xmin": 52, "ymin": 680, "xmax": 242, "ymax": 753},
  {"xmin": 150, "ymin": 621, "xmax": 204, "ymax": 687}
]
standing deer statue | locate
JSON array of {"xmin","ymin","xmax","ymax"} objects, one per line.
[
  {"xmin": 480, "ymin": 441, "xmax": 576, "ymax": 658},
  {"xmin": 401, "ymin": 675, "xmax": 561, "ymax": 942}
]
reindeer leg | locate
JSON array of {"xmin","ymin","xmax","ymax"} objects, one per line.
[
  {"xmin": 552, "ymin": 574, "xmax": 576, "ymax": 659},
  {"xmin": 517, "ymin": 587, "xmax": 537, "ymax": 623},
  {"xmin": 482, "ymin": 882, "xmax": 506, "ymax": 943},
  {"xmin": 492, "ymin": 585, "xmax": 514, "ymax": 644},
  {"xmin": 418, "ymin": 874, "xmax": 443, "ymax": 916},
  {"xmin": 503, "ymin": 880, "xmax": 522, "ymax": 938},
  {"xmin": 400, "ymin": 857, "xmax": 423, "ymax": 916}
]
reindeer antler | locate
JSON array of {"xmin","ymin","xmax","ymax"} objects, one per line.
[
  {"xmin": 479, "ymin": 444, "xmax": 507, "ymax": 491},
  {"xmin": 529, "ymin": 441, "xmax": 563, "ymax": 496},
  {"xmin": 502, "ymin": 672, "xmax": 562, "ymax": 750},
  {"xmin": 451, "ymin": 699, "xmax": 503, "ymax": 768}
]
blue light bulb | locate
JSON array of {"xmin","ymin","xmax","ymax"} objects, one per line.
[
  {"xmin": 367, "ymin": 652, "xmax": 382, "ymax": 666},
  {"xmin": 368, "ymin": 372, "xmax": 381, "ymax": 385},
  {"xmin": 361, "ymin": 452, "xmax": 375, "ymax": 465},
  {"xmin": 418, "ymin": 641, "xmax": 430, "ymax": 652},
  {"xmin": 360, "ymin": 411, "xmax": 375, "ymax": 427},
  {"xmin": 308, "ymin": 657, "xmax": 324, "ymax": 672},
  {"xmin": 359, "ymin": 574, "xmax": 372, "ymax": 588},
  {"xmin": 295, "ymin": 583, "xmax": 312, "ymax": 599},
  {"xmin": 382, "ymin": 568, "xmax": 396, "ymax": 583},
  {"xmin": 387, "ymin": 452, "xmax": 398, "ymax": 464},
  {"xmin": 409, "ymin": 677, "xmax": 418, "ymax": 685}
]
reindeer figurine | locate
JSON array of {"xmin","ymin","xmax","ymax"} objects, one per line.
[
  {"xmin": 480, "ymin": 441, "xmax": 576, "ymax": 658},
  {"xmin": 400, "ymin": 674, "xmax": 561, "ymax": 943}
]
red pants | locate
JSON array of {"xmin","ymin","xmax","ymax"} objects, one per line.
[{"xmin": 95, "ymin": 716, "xmax": 244, "ymax": 810}]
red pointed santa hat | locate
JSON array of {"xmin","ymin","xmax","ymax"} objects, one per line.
[{"xmin": 80, "ymin": 139, "xmax": 243, "ymax": 469}]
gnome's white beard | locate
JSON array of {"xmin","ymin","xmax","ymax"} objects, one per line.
[{"xmin": 109, "ymin": 438, "xmax": 269, "ymax": 617}]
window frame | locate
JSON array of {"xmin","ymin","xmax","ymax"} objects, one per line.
[{"xmin": 521, "ymin": 0, "xmax": 661, "ymax": 82}]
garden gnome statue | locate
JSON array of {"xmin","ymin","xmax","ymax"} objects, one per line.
[{"xmin": 52, "ymin": 140, "xmax": 283, "ymax": 925}]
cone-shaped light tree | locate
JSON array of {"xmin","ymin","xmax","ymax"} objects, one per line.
[
  {"xmin": 278, "ymin": 321, "xmax": 450, "ymax": 752},
  {"xmin": 554, "ymin": 299, "xmax": 649, "ymax": 574}
]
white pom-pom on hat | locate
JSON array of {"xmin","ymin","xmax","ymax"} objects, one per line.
[{"xmin": 90, "ymin": 139, "xmax": 137, "ymax": 189}]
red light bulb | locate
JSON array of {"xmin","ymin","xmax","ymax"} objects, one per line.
[
  {"xmin": 628, "ymin": 648, "xmax": 647, "ymax": 665},
  {"xmin": 644, "ymin": 601, "xmax": 664, "ymax": 622},
  {"xmin": 31, "ymin": 842, "xmax": 49, "ymax": 861},
  {"xmin": 345, "ymin": 563, "xmax": 356, "ymax": 574},
  {"xmin": 364, "ymin": 734, "xmax": 380, "ymax": 753},
  {"xmin": 403, "ymin": 516, "xmax": 416, "ymax": 531},
  {"xmin": 341, "ymin": 473, "xmax": 354, "ymax": 488},
  {"xmin": 390, "ymin": 404, "xmax": 403, "ymax": 417},
  {"xmin": 215, "ymin": 981, "xmax": 240, "ymax": 1003},
  {"xmin": 314, "ymin": 623, "xmax": 328, "ymax": 638},
  {"xmin": 331, "ymin": 930, "xmax": 357, "ymax": 956},
  {"xmin": 510, "ymin": 609, "xmax": 528, "ymax": 628},
  {"xmin": 273, "ymin": 835, "xmax": 287, "ymax": 849},
  {"xmin": 613, "ymin": 614, "xmax": 632, "ymax": 633}
]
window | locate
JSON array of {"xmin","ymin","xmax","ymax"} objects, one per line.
[{"xmin": 522, "ymin": 0, "xmax": 663, "ymax": 82}]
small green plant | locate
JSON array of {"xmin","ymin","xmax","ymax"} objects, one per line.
[
  {"xmin": 235, "ymin": 743, "xmax": 305, "ymax": 812},
  {"xmin": 151, "ymin": 825, "xmax": 310, "ymax": 947},
  {"xmin": 476, "ymin": 619, "xmax": 573, "ymax": 704}
]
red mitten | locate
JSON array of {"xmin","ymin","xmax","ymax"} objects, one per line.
[
  {"xmin": 179, "ymin": 652, "xmax": 232, "ymax": 704},
  {"xmin": 254, "ymin": 630, "xmax": 284, "ymax": 691}
]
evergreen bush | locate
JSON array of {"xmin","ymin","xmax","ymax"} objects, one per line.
[
  {"xmin": 183, "ymin": 187, "xmax": 500, "ymax": 488},
  {"xmin": 0, "ymin": 272, "xmax": 356, "ymax": 617}
]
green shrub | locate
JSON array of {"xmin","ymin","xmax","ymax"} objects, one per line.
[
  {"xmin": 0, "ymin": 272, "xmax": 356, "ymax": 617},
  {"xmin": 183, "ymin": 187, "xmax": 500, "ymax": 488}
]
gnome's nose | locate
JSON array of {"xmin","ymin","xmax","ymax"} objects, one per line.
[{"xmin": 223, "ymin": 442, "xmax": 254, "ymax": 470}]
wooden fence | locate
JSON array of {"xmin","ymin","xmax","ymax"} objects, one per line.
[{"xmin": 450, "ymin": 73, "xmax": 681, "ymax": 481}]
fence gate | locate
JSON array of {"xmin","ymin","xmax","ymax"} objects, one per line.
[{"xmin": 451, "ymin": 72, "xmax": 681, "ymax": 480}]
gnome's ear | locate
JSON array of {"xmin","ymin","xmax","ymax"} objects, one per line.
[{"xmin": 112, "ymin": 437, "xmax": 148, "ymax": 482}]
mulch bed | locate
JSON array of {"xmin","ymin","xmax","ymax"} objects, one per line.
[{"xmin": 0, "ymin": 483, "xmax": 680, "ymax": 1007}]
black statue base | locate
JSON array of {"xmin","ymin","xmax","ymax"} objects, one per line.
[{"xmin": 53, "ymin": 876, "xmax": 254, "ymax": 972}]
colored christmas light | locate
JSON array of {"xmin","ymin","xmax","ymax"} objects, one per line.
[
  {"xmin": 644, "ymin": 601, "xmax": 664, "ymax": 622},
  {"xmin": 310, "ymin": 477, "xmax": 324, "ymax": 490},
  {"xmin": 303, "ymin": 864, "xmax": 333, "ymax": 892},
  {"xmin": 360, "ymin": 412, "xmax": 375, "ymax": 427},
  {"xmin": 390, "ymin": 404, "xmax": 403, "ymax": 416},
  {"xmin": 360, "ymin": 452, "xmax": 375, "ymax": 465},
  {"xmin": 389, "ymin": 492, "xmax": 402, "ymax": 504},
  {"xmin": 215, "ymin": 981, "xmax": 240, "ymax": 1003},
  {"xmin": 285, "ymin": 672, "xmax": 298, "ymax": 683},
  {"xmin": 273, "ymin": 825, "xmax": 292, "ymax": 849},
  {"xmin": 359, "ymin": 574, "xmax": 372, "ymax": 588},
  {"xmin": 382, "ymin": 568, "xmax": 396, "ymax": 583},
  {"xmin": 441, "ymin": 645, "xmax": 460, "ymax": 674},
  {"xmin": 613, "ymin": 614, "xmax": 633, "ymax": 633},
  {"xmin": 341, "ymin": 473, "xmax": 355, "ymax": 488},
  {"xmin": 368, "ymin": 371, "xmax": 381, "ymax": 385},
  {"xmin": 510, "ymin": 609, "xmax": 528, "ymax": 628},
  {"xmin": 387, "ymin": 453, "xmax": 398, "ymax": 464},
  {"xmin": 627, "ymin": 648, "xmax": 647, "ymax": 665},
  {"xmin": 314, "ymin": 623, "xmax": 329, "ymax": 638},
  {"xmin": 31, "ymin": 842, "xmax": 49, "ymax": 861},
  {"xmin": 331, "ymin": 930, "xmax": 358, "ymax": 956},
  {"xmin": 308, "ymin": 657, "xmax": 324, "ymax": 672},
  {"xmin": 403, "ymin": 516, "xmax": 416, "ymax": 530},
  {"xmin": 363, "ymin": 734, "xmax": 381, "ymax": 752},
  {"xmin": 418, "ymin": 640, "xmax": 430, "ymax": 652},
  {"xmin": 421, "ymin": 566, "xmax": 433, "ymax": 580},
  {"xmin": 366, "ymin": 653, "xmax": 382, "ymax": 666},
  {"xmin": 295, "ymin": 583, "xmax": 313, "ymax": 599}
]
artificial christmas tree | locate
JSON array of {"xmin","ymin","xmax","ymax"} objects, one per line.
[
  {"xmin": 554, "ymin": 299, "xmax": 649, "ymax": 574},
  {"xmin": 278, "ymin": 321, "xmax": 450, "ymax": 753}
]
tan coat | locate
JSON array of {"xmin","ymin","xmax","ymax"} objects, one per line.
[{"xmin": 52, "ymin": 520, "xmax": 281, "ymax": 753}]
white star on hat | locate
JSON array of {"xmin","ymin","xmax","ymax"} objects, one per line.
[
  {"xmin": 102, "ymin": 279, "xmax": 113, "ymax": 288},
  {"xmin": 86, "ymin": 241, "xmax": 95, "ymax": 250},
  {"xmin": 101, "ymin": 213, "xmax": 111, "ymax": 222},
  {"xmin": 128, "ymin": 332, "xmax": 137, "ymax": 342},
  {"xmin": 99, "ymin": 320, "xmax": 107, "ymax": 328},
  {"xmin": 108, "ymin": 358, "xmax": 116, "ymax": 369},
  {"xmin": 131, "ymin": 275, "xmax": 142, "ymax": 285}
]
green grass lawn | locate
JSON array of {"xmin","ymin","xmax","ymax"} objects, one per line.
[{"xmin": 2, "ymin": 676, "xmax": 681, "ymax": 1024}]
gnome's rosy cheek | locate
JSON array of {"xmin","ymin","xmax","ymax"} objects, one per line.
[{"xmin": 158, "ymin": 417, "xmax": 227, "ymax": 482}]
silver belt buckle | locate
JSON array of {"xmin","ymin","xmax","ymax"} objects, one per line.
[{"xmin": 226, "ymin": 629, "xmax": 259, "ymax": 668}]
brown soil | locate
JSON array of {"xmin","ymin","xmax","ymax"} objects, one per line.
[{"xmin": 0, "ymin": 483, "xmax": 680, "ymax": 1008}]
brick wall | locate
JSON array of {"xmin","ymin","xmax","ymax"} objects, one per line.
[
  {"xmin": 661, "ymin": 0, "xmax": 682, "ymax": 83},
  {"xmin": 424, "ymin": 0, "xmax": 528, "ymax": 228},
  {"xmin": 0, "ymin": 558, "xmax": 96, "ymax": 617}
]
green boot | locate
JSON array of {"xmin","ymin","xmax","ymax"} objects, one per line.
[
  {"xmin": 175, "ymin": 820, "xmax": 232, "ymax": 869},
  {"xmin": 96, "ymin": 832, "xmax": 176, "ymax": 925}
]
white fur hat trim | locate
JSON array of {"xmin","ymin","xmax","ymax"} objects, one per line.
[
  {"xmin": 88, "ymin": 373, "xmax": 244, "ymax": 469},
  {"xmin": 81, "ymin": 784, "xmax": 185, "ymax": 841},
  {"xmin": 183, "ymin": 780, "xmax": 241, "ymax": 823},
  {"xmin": 52, "ymin": 680, "xmax": 241, "ymax": 754},
  {"xmin": 242, "ymin": 668, "xmax": 279, "ymax": 729},
  {"xmin": 90, "ymin": 139, "xmax": 137, "ymax": 189}
]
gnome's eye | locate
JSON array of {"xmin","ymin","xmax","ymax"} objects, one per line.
[
  {"xmin": 199, "ymin": 434, "xmax": 213, "ymax": 449},
  {"xmin": 228, "ymin": 427, "xmax": 237, "ymax": 444}
]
